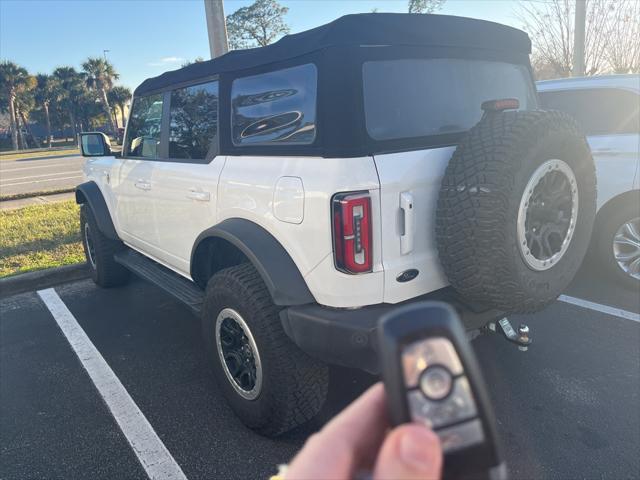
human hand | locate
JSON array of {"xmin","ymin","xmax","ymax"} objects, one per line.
[{"xmin": 286, "ymin": 382, "xmax": 443, "ymax": 480}]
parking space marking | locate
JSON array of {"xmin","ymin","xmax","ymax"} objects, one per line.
[
  {"xmin": 37, "ymin": 288, "xmax": 188, "ymax": 480},
  {"xmin": 0, "ymin": 175, "xmax": 84, "ymax": 187},
  {"xmin": 558, "ymin": 294, "xmax": 640, "ymax": 323}
]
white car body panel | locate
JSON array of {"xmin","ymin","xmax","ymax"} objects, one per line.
[
  {"xmin": 217, "ymin": 155, "xmax": 383, "ymax": 308},
  {"xmin": 537, "ymin": 75, "xmax": 640, "ymax": 212},
  {"xmin": 373, "ymin": 147, "xmax": 453, "ymax": 303}
]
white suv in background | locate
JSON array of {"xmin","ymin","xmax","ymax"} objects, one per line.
[{"xmin": 538, "ymin": 75, "xmax": 640, "ymax": 289}]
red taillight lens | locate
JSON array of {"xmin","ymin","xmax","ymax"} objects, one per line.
[{"xmin": 332, "ymin": 192, "xmax": 372, "ymax": 274}]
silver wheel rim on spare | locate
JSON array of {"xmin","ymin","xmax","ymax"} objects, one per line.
[
  {"xmin": 613, "ymin": 217, "xmax": 640, "ymax": 281},
  {"xmin": 215, "ymin": 308, "xmax": 263, "ymax": 400},
  {"xmin": 517, "ymin": 159, "xmax": 579, "ymax": 271},
  {"xmin": 84, "ymin": 222, "xmax": 97, "ymax": 269}
]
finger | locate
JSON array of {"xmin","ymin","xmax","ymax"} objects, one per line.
[
  {"xmin": 373, "ymin": 423, "xmax": 443, "ymax": 480},
  {"xmin": 286, "ymin": 382, "xmax": 389, "ymax": 479}
]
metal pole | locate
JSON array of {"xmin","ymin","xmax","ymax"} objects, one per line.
[
  {"xmin": 204, "ymin": 0, "xmax": 229, "ymax": 58},
  {"xmin": 103, "ymin": 49, "xmax": 110, "ymax": 61},
  {"xmin": 572, "ymin": 0, "xmax": 586, "ymax": 77}
]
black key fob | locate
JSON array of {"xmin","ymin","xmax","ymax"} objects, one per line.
[{"xmin": 378, "ymin": 301, "xmax": 507, "ymax": 480}]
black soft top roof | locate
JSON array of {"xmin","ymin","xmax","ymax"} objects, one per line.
[{"xmin": 134, "ymin": 13, "xmax": 531, "ymax": 96}]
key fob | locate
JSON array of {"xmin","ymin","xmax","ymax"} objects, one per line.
[{"xmin": 378, "ymin": 301, "xmax": 506, "ymax": 480}]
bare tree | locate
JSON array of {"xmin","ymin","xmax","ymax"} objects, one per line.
[
  {"xmin": 605, "ymin": 0, "xmax": 640, "ymax": 73},
  {"xmin": 517, "ymin": 0, "xmax": 615, "ymax": 78},
  {"xmin": 408, "ymin": 0, "xmax": 446, "ymax": 14}
]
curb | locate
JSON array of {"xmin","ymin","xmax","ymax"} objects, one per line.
[
  {"xmin": 0, "ymin": 188, "xmax": 76, "ymax": 203},
  {"xmin": 0, "ymin": 263, "xmax": 91, "ymax": 299}
]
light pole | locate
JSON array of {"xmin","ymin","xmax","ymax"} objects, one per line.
[
  {"xmin": 103, "ymin": 49, "xmax": 110, "ymax": 61},
  {"xmin": 204, "ymin": 0, "xmax": 229, "ymax": 58}
]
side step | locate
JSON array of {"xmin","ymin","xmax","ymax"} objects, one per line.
[{"xmin": 114, "ymin": 249, "xmax": 204, "ymax": 315}]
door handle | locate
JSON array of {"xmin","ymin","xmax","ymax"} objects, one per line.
[
  {"xmin": 134, "ymin": 179, "xmax": 151, "ymax": 191},
  {"xmin": 400, "ymin": 191, "xmax": 414, "ymax": 255},
  {"xmin": 187, "ymin": 188, "xmax": 211, "ymax": 202}
]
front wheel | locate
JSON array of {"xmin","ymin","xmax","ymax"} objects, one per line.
[
  {"xmin": 80, "ymin": 205, "xmax": 129, "ymax": 287},
  {"xmin": 201, "ymin": 263, "xmax": 328, "ymax": 437}
]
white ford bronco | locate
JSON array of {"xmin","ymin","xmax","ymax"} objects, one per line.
[{"xmin": 77, "ymin": 13, "xmax": 597, "ymax": 436}]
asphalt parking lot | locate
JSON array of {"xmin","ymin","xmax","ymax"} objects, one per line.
[
  {"xmin": 0, "ymin": 154, "xmax": 83, "ymax": 196},
  {"xmin": 1, "ymin": 264, "xmax": 639, "ymax": 480}
]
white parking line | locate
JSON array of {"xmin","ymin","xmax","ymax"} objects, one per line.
[
  {"xmin": 0, "ymin": 161, "xmax": 81, "ymax": 173},
  {"xmin": 558, "ymin": 294, "xmax": 640, "ymax": 323},
  {"xmin": 0, "ymin": 175, "xmax": 84, "ymax": 187},
  {"xmin": 0, "ymin": 170, "xmax": 81, "ymax": 182},
  {"xmin": 37, "ymin": 288, "xmax": 188, "ymax": 480}
]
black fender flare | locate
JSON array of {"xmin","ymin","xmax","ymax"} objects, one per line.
[
  {"xmin": 75, "ymin": 181, "xmax": 119, "ymax": 240},
  {"xmin": 191, "ymin": 218, "xmax": 315, "ymax": 306}
]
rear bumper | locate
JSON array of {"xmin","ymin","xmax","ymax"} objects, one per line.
[{"xmin": 280, "ymin": 287, "xmax": 503, "ymax": 374}]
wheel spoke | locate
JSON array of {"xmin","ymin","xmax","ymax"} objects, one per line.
[
  {"xmin": 615, "ymin": 250, "xmax": 640, "ymax": 262},
  {"xmin": 624, "ymin": 221, "xmax": 640, "ymax": 242},
  {"xmin": 616, "ymin": 232, "xmax": 640, "ymax": 250},
  {"xmin": 628, "ymin": 257, "xmax": 640, "ymax": 275}
]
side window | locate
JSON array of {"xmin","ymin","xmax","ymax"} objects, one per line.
[
  {"xmin": 231, "ymin": 63, "xmax": 317, "ymax": 146},
  {"xmin": 169, "ymin": 81, "xmax": 219, "ymax": 160},
  {"xmin": 539, "ymin": 88, "xmax": 640, "ymax": 136},
  {"xmin": 125, "ymin": 94, "xmax": 164, "ymax": 158}
]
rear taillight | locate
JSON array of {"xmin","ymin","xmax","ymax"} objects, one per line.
[{"xmin": 332, "ymin": 192, "xmax": 372, "ymax": 274}]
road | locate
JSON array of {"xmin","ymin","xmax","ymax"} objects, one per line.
[
  {"xmin": 0, "ymin": 154, "xmax": 84, "ymax": 196},
  {"xmin": 0, "ymin": 267, "xmax": 638, "ymax": 479}
]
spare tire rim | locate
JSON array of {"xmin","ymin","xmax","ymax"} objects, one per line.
[
  {"xmin": 83, "ymin": 223, "xmax": 97, "ymax": 269},
  {"xmin": 215, "ymin": 308, "xmax": 262, "ymax": 400},
  {"xmin": 517, "ymin": 159, "xmax": 579, "ymax": 271},
  {"xmin": 613, "ymin": 217, "xmax": 640, "ymax": 281}
]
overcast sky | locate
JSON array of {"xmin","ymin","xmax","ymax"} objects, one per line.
[{"xmin": 0, "ymin": 0, "xmax": 522, "ymax": 90}]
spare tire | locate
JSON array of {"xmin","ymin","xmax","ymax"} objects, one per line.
[{"xmin": 436, "ymin": 110, "xmax": 596, "ymax": 313}]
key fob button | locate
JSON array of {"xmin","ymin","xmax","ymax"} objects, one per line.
[
  {"xmin": 408, "ymin": 376, "xmax": 477, "ymax": 428},
  {"xmin": 420, "ymin": 366, "xmax": 453, "ymax": 400},
  {"xmin": 402, "ymin": 337, "xmax": 464, "ymax": 388},
  {"xmin": 437, "ymin": 419, "xmax": 485, "ymax": 453}
]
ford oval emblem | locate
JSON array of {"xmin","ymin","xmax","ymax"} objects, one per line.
[{"xmin": 396, "ymin": 269, "xmax": 419, "ymax": 283}]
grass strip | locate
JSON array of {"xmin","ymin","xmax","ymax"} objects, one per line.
[
  {"xmin": 0, "ymin": 200, "xmax": 84, "ymax": 278},
  {"xmin": 0, "ymin": 148, "xmax": 80, "ymax": 161}
]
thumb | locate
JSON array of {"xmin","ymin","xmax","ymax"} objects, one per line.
[{"xmin": 373, "ymin": 424, "xmax": 443, "ymax": 480}]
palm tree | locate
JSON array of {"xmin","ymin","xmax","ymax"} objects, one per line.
[
  {"xmin": 107, "ymin": 85, "xmax": 132, "ymax": 128},
  {"xmin": 0, "ymin": 61, "xmax": 32, "ymax": 150},
  {"xmin": 14, "ymin": 83, "xmax": 39, "ymax": 149},
  {"xmin": 34, "ymin": 73, "xmax": 59, "ymax": 148},
  {"xmin": 52, "ymin": 66, "xmax": 86, "ymax": 139},
  {"xmin": 82, "ymin": 57, "xmax": 119, "ymax": 134}
]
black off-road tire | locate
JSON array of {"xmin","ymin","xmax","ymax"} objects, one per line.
[
  {"xmin": 592, "ymin": 198, "xmax": 640, "ymax": 291},
  {"xmin": 80, "ymin": 205, "xmax": 130, "ymax": 287},
  {"xmin": 202, "ymin": 263, "xmax": 329, "ymax": 437},
  {"xmin": 436, "ymin": 110, "xmax": 597, "ymax": 313}
]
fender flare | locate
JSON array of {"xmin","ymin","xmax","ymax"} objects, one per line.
[
  {"xmin": 191, "ymin": 218, "xmax": 315, "ymax": 306},
  {"xmin": 75, "ymin": 181, "xmax": 119, "ymax": 240}
]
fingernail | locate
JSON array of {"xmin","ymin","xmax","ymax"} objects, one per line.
[{"xmin": 399, "ymin": 426, "xmax": 438, "ymax": 470}]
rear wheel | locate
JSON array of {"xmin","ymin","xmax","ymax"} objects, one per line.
[
  {"xmin": 202, "ymin": 263, "xmax": 328, "ymax": 437},
  {"xmin": 80, "ymin": 205, "xmax": 129, "ymax": 287}
]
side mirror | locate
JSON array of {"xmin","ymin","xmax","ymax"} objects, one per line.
[{"xmin": 80, "ymin": 132, "xmax": 112, "ymax": 157}]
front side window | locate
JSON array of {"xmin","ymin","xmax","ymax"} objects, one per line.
[
  {"xmin": 539, "ymin": 88, "xmax": 640, "ymax": 136},
  {"xmin": 125, "ymin": 94, "xmax": 164, "ymax": 158},
  {"xmin": 363, "ymin": 59, "xmax": 537, "ymax": 141},
  {"xmin": 169, "ymin": 81, "xmax": 219, "ymax": 160},
  {"xmin": 231, "ymin": 63, "xmax": 317, "ymax": 146}
]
